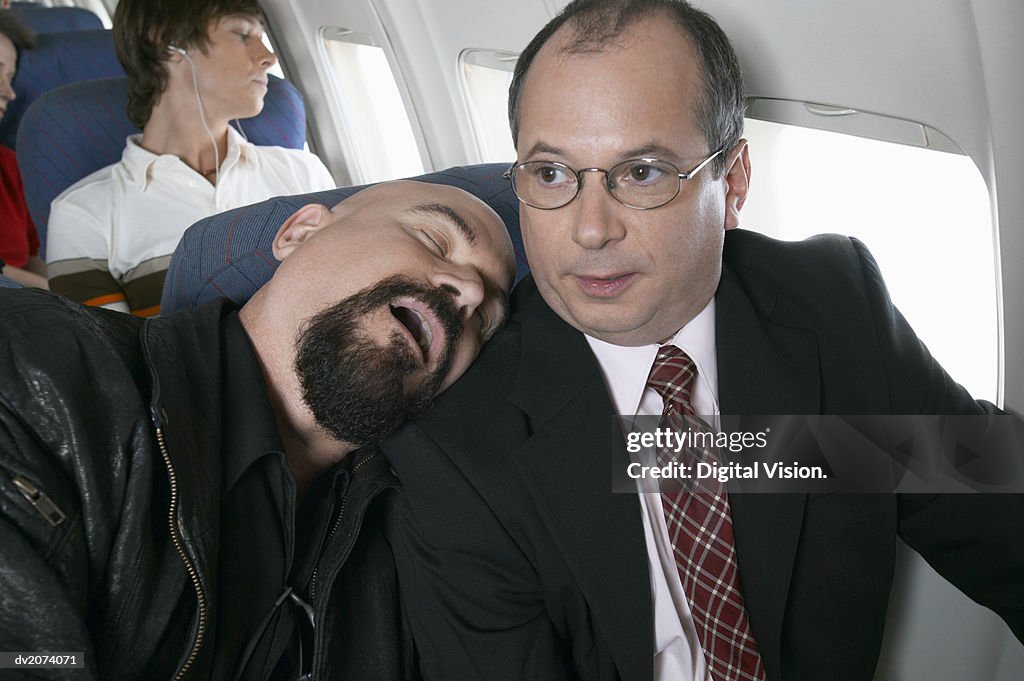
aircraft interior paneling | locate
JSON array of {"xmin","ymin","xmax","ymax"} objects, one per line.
[{"xmin": 5, "ymin": 0, "xmax": 1021, "ymax": 678}]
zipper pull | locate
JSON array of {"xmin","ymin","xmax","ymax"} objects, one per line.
[{"xmin": 12, "ymin": 475, "xmax": 66, "ymax": 527}]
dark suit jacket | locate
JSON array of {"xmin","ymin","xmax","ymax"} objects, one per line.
[{"xmin": 383, "ymin": 229, "xmax": 1024, "ymax": 681}]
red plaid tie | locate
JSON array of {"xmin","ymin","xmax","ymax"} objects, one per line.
[{"xmin": 646, "ymin": 345, "xmax": 765, "ymax": 681}]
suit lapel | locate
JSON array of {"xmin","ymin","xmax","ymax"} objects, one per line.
[
  {"xmin": 715, "ymin": 262, "xmax": 820, "ymax": 679},
  {"xmin": 501, "ymin": 260, "xmax": 822, "ymax": 681},
  {"xmin": 508, "ymin": 279, "xmax": 653, "ymax": 681}
]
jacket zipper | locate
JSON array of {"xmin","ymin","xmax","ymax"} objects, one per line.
[
  {"xmin": 153, "ymin": 411, "xmax": 208, "ymax": 681},
  {"xmin": 1, "ymin": 464, "xmax": 66, "ymax": 527},
  {"xmin": 308, "ymin": 451, "xmax": 377, "ymax": 602}
]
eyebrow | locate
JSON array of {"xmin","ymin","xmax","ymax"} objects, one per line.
[
  {"xmin": 521, "ymin": 141, "xmax": 689, "ymax": 165},
  {"xmin": 521, "ymin": 141, "xmax": 566, "ymax": 160},
  {"xmin": 223, "ymin": 14, "xmax": 265, "ymax": 30},
  {"xmin": 410, "ymin": 203, "xmax": 478, "ymax": 247},
  {"xmin": 618, "ymin": 143, "xmax": 688, "ymax": 163}
]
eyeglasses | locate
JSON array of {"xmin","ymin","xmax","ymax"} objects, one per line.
[{"xmin": 503, "ymin": 149, "xmax": 724, "ymax": 210}]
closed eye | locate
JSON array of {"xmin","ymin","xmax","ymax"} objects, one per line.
[
  {"xmin": 477, "ymin": 307, "xmax": 496, "ymax": 341},
  {"xmin": 420, "ymin": 229, "xmax": 448, "ymax": 257},
  {"xmin": 478, "ymin": 295, "xmax": 508, "ymax": 342}
]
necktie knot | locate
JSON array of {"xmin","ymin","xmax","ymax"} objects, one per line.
[{"xmin": 646, "ymin": 344, "xmax": 698, "ymax": 415}]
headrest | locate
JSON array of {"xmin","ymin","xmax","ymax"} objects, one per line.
[
  {"xmin": 8, "ymin": 6, "xmax": 103, "ymax": 34},
  {"xmin": 161, "ymin": 164, "xmax": 528, "ymax": 313},
  {"xmin": 0, "ymin": 29, "xmax": 123, "ymax": 149},
  {"xmin": 17, "ymin": 75, "xmax": 310, "ymax": 257}
]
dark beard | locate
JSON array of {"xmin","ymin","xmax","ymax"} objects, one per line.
[{"xmin": 294, "ymin": 275, "xmax": 464, "ymax": 446}]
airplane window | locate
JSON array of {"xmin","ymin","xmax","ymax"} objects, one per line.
[
  {"xmin": 742, "ymin": 116, "xmax": 999, "ymax": 403},
  {"xmin": 458, "ymin": 49, "xmax": 517, "ymax": 163},
  {"xmin": 320, "ymin": 27, "xmax": 424, "ymax": 183},
  {"xmin": 79, "ymin": 0, "xmax": 113, "ymax": 28}
]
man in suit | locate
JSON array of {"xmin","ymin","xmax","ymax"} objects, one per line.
[{"xmin": 382, "ymin": 1, "xmax": 1024, "ymax": 680}]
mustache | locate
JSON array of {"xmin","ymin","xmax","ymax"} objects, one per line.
[
  {"xmin": 293, "ymin": 274, "xmax": 465, "ymax": 446},
  {"xmin": 353, "ymin": 275, "xmax": 460, "ymax": 331}
]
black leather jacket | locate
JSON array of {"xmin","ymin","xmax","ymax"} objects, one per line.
[{"xmin": 0, "ymin": 289, "xmax": 408, "ymax": 680}]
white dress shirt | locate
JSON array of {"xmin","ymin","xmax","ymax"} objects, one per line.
[{"xmin": 585, "ymin": 298, "xmax": 719, "ymax": 681}]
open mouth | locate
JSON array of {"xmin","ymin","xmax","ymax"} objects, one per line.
[{"xmin": 389, "ymin": 298, "xmax": 441, "ymax": 364}]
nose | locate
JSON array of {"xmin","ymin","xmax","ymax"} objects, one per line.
[
  {"xmin": 0, "ymin": 79, "xmax": 15, "ymax": 103},
  {"xmin": 258, "ymin": 42, "xmax": 277, "ymax": 70},
  {"xmin": 432, "ymin": 263, "xmax": 485, "ymax": 320},
  {"xmin": 570, "ymin": 171, "xmax": 626, "ymax": 250}
]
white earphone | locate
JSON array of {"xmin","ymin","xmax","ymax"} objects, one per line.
[{"xmin": 166, "ymin": 43, "xmax": 221, "ymax": 186}]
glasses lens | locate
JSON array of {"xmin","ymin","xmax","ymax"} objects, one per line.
[
  {"xmin": 607, "ymin": 159, "xmax": 681, "ymax": 209},
  {"xmin": 512, "ymin": 161, "xmax": 578, "ymax": 209}
]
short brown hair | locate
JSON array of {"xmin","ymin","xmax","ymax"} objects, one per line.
[
  {"xmin": 508, "ymin": 0, "xmax": 745, "ymax": 176},
  {"xmin": 113, "ymin": 0, "xmax": 263, "ymax": 128},
  {"xmin": 0, "ymin": 11, "xmax": 38, "ymax": 55}
]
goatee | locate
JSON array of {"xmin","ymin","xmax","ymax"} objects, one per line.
[{"xmin": 294, "ymin": 275, "xmax": 464, "ymax": 446}]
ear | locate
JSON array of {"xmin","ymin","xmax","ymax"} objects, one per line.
[
  {"xmin": 723, "ymin": 139, "xmax": 751, "ymax": 231},
  {"xmin": 273, "ymin": 203, "xmax": 331, "ymax": 261},
  {"xmin": 164, "ymin": 47, "xmax": 185, "ymax": 64}
]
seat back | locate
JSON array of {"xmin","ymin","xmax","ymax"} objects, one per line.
[
  {"xmin": 0, "ymin": 29, "xmax": 123, "ymax": 149},
  {"xmin": 17, "ymin": 75, "xmax": 310, "ymax": 257},
  {"xmin": 9, "ymin": 6, "xmax": 103, "ymax": 34},
  {"xmin": 161, "ymin": 164, "xmax": 528, "ymax": 313}
]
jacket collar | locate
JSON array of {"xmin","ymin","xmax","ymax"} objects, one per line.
[
  {"xmin": 507, "ymin": 276, "xmax": 654, "ymax": 681},
  {"xmin": 140, "ymin": 299, "xmax": 235, "ymax": 601}
]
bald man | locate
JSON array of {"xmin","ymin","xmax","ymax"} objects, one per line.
[{"xmin": 0, "ymin": 181, "xmax": 514, "ymax": 681}]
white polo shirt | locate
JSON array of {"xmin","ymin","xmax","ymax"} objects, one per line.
[{"xmin": 47, "ymin": 127, "xmax": 335, "ymax": 315}]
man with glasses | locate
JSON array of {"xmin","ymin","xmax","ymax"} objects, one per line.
[{"xmin": 383, "ymin": 1, "xmax": 1024, "ymax": 680}]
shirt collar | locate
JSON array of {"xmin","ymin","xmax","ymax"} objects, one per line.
[
  {"xmin": 221, "ymin": 309, "xmax": 286, "ymax": 492},
  {"xmin": 224, "ymin": 124, "xmax": 260, "ymax": 169},
  {"xmin": 584, "ymin": 297, "xmax": 718, "ymax": 418},
  {"xmin": 124, "ymin": 125, "xmax": 260, "ymax": 191}
]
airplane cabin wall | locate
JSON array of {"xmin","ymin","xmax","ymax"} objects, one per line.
[
  {"xmin": 694, "ymin": 0, "xmax": 1023, "ymax": 414},
  {"xmin": 262, "ymin": 0, "xmax": 551, "ymax": 184},
  {"xmin": 274, "ymin": 1, "xmax": 1023, "ymax": 678},
  {"xmin": 47, "ymin": 1, "xmax": 1024, "ymax": 678},
  {"xmin": 273, "ymin": 0, "xmax": 1021, "ymax": 414}
]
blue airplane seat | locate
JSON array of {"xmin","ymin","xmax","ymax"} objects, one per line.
[
  {"xmin": 9, "ymin": 6, "xmax": 104, "ymax": 34},
  {"xmin": 160, "ymin": 164, "xmax": 528, "ymax": 313},
  {"xmin": 17, "ymin": 74, "xmax": 310, "ymax": 257},
  {"xmin": 0, "ymin": 29, "xmax": 123, "ymax": 150}
]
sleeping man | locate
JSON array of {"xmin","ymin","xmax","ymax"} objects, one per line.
[{"xmin": 0, "ymin": 180, "xmax": 514, "ymax": 681}]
